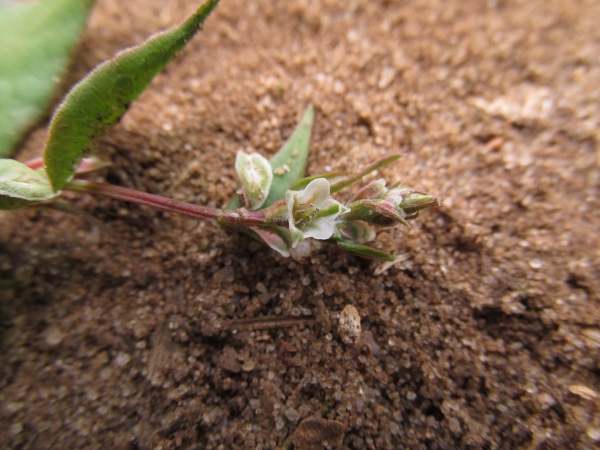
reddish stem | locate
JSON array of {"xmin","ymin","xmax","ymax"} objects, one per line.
[
  {"xmin": 64, "ymin": 179, "xmax": 272, "ymax": 226},
  {"xmin": 24, "ymin": 156, "xmax": 44, "ymax": 171}
]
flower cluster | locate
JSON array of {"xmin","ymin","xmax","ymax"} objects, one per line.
[
  {"xmin": 286, "ymin": 177, "xmax": 437, "ymax": 259},
  {"xmin": 234, "ymin": 150, "xmax": 439, "ymax": 260}
]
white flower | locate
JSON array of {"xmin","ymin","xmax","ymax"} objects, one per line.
[{"xmin": 285, "ymin": 178, "xmax": 347, "ymax": 248}]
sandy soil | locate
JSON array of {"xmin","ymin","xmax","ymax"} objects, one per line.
[{"xmin": 1, "ymin": 0, "xmax": 600, "ymax": 448}]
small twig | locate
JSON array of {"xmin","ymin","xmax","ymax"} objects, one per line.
[{"xmin": 223, "ymin": 315, "xmax": 315, "ymax": 332}]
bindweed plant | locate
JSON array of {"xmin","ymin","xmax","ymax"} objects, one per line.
[{"xmin": 0, "ymin": 0, "xmax": 439, "ymax": 261}]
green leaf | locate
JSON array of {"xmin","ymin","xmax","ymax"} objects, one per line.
[
  {"xmin": 227, "ymin": 105, "xmax": 314, "ymax": 210},
  {"xmin": 0, "ymin": 0, "xmax": 95, "ymax": 157},
  {"xmin": 43, "ymin": 0, "xmax": 220, "ymax": 191},
  {"xmin": 0, "ymin": 159, "xmax": 58, "ymax": 210},
  {"xmin": 336, "ymin": 240, "xmax": 395, "ymax": 261},
  {"xmin": 265, "ymin": 105, "xmax": 314, "ymax": 207},
  {"xmin": 330, "ymin": 154, "xmax": 401, "ymax": 194},
  {"xmin": 288, "ymin": 172, "xmax": 346, "ymax": 191}
]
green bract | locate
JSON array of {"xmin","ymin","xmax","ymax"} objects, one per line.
[
  {"xmin": 0, "ymin": 0, "xmax": 95, "ymax": 157},
  {"xmin": 335, "ymin": 240, "xmax": 395, "ymax": 261},
  {"xmin": 235, "ymin": 151, "xmax": 273, "ymax": 210},
  {"xmin": 43, "ymin": 0, "xmax": 220, "ymax": 191}
]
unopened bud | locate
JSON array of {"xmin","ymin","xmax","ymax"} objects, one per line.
[
  {"xmin": 344, "ymin": 187, "xmax": 438, "ymax": 227},
  {"xmin": 349, "ymin": 179, "xmax": 387, "ymax": 202},
  {"xmin": 399, "ymin": 190, "xmax": 439, "ymax": 215},
  {"xmin": 235, "ymin": 151, "xmax": 273, "ymax": 210}
]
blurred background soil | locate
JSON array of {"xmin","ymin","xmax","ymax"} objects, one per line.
[{"xmin": 1, "ymin": 0, "xmax": 600, "ymax": 448}]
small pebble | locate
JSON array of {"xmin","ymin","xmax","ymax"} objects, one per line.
[
  {"xmin": 587, "ymin": 427, "xmax": 600, "ymax": 442},
  {"xmin": 568, "ymin": 385, "xmax": 598, "ymax": 400},
  {"xmin": 537, "ymin": 392, "xmax": 556, "ymax": 410},
  {"xmin": 43, "ymin": 325, "xmax": 64, "ymax": 348},
  {"xmin": 256, "ymin": 282, "xmax": 268, "ymax": 294},
  {"xmin": 285, "ymin": 407, "xmax": 300, "ymax": 422},
  {"xmin": 292, "ymin": 418, "xmax": 346, "ymax": 450},
  {"xmin": 114, "ymin": 352, "xmax": 131, "ymax": 367},
  {"xmin": 242, "ymin": 360, "xmax": 255, "ymax": 372},
  {"xmin": 529, "ymin": 259, "xmax": 543, "ymax": 269},
  {"xmin": 582, "ymin": 328, "xmax": 600, "ymax": 348},
  {"xmin": 338, "ymin": 304, "xmax": 361, "ymax": 345}
]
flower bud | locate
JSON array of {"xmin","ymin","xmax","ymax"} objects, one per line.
[
  {"xmin": 399, "ymin": 190, "xmax": 439, "ymax": 215},
  {"xmin": 235, "ymin": 151, "xmax": 273, "ymax": 210},
  {"xmin": 349, "ymin": 178, "xmax": 387, "ymax": 202},
  {"xmin": 344, "ymin": 187, "xmax": 438, "ymax": 227}
]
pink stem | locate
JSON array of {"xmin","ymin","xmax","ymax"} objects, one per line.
[
  {"xmin": 64, "ymin": 179, "xmax": 270, "ymax": 226},
  {"xmin": 25, "ymin": 156, "xmax": 44, "ymax": 171}
]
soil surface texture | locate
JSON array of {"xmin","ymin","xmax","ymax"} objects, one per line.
[{"xmin": 1, "ymin": 0, "xmax": 600, "ymax": 448}]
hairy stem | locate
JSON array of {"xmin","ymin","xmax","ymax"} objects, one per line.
[{"xmin": 64, "ymin": 179, "xmax": 276, "ymax": 226}]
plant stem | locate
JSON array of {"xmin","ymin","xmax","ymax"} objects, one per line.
[{"xmin": 64, "ymin": 179, "xmax": 276, "ymax": 226}]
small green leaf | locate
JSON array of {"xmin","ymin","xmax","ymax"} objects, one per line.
[
  {"xmin": 0, "ymin": 0, "xmax": 95, "ymax": 157},
  {"xmin": 289, "ymin": 172, "xmax": 346, "ymax": 191},
  {"xmin": 43, "ymin": 0, "xmax": 220, "ymax": 191},
  {"xmin": 0, "ymin": 159, "xmax": 58, "ymax": 210},
  {"xmin": 264, "ymin": 105, "xmax": 314, "ymax": 207},
  {"xmin": 235, "ymin": 151, "xmax": 272, "ymax": 210},
  {"xmin": 330, "ymin": 154, "xmax": 401, "ymax": 194},
  {"xmin": 336, "ymin": 240, "xmax": 395, "ymax": 261}
]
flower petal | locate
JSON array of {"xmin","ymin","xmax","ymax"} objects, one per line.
[
  {"xmin": 303, "ymin": 215, "xmax": 336, "ymax": 240},
  {"xmin": 301, "ymin": 178, "xmax": 331, "ymax": 205}
]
